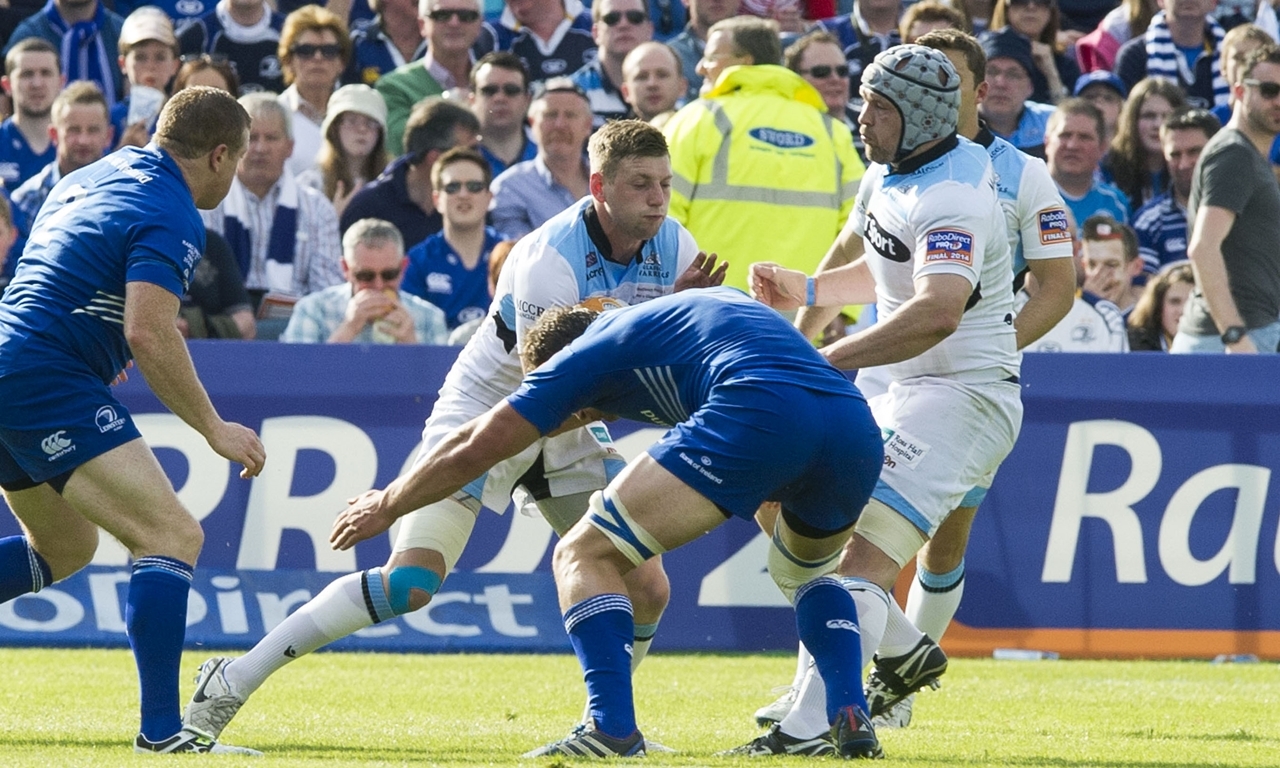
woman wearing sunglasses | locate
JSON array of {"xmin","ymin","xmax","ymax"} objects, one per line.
[
  {"xmin": 277, "ymin": 5, "xmax": 352, "ymax": 175},
  {"xmin": 297, "ymin": 84, "xmax": 390, "ymax": 218},
  {"xmin": 987, "ymin": 0, "xmax": 1079, "ymax": 103},
  {"xmin": 784, "ymin": 31, "xmax": 854, "ymax": 128}
]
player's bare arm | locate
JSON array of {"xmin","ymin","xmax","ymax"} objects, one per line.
[
  {"xmin": 124, "ymin": 280, "xmax": 265, "ymax": 478},
  {"xmin": 795, "ymin": 216, "xmax": 868, "ymax": 339},
  {"xmin": 1015, "ymin": 256, "xmax": 1075, "ymax": 348},
  {"xmin": 750, "ymin": 255, "xmax": 877, "ymax": 312},
  {"xmin": 329, "ymin": 402, "xmax": 543, "ymax": 550},
  {"xmin": 820, "ymin": 272, "xmax": 972, "ymax": 370}
]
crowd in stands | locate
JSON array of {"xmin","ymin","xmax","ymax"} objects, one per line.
[{"xmin": 0, "ymin": 0, "xmax": 1278, "ymax": 354}]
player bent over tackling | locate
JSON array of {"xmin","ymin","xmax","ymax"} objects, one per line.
[{"xmin": 330, "ymin": 288, "xmax": 888, "ymax": 759}]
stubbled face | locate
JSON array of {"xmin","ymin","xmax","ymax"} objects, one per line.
[
  {"xmin": 1242, "ymin": 61, "xmax": 1280, "ymax": 136},
  {"xmin": 1160, "ymin": 126, "xmax": 1207, "ymax": 200},
  {"xmin": 54, "ymin": 102, "xmax": 112, "ymax": 172},
  {"xmin": 6, "ymin": 51, "xmax": 61, "ymax": 119},
  {"xmin": 858, "ymin": 87, "xmax": 903, "ymax": 164}
]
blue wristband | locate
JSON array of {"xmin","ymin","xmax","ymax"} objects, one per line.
[{"xmin": 805, "ymin": 277, "xmax": 816, "ymax": 306}]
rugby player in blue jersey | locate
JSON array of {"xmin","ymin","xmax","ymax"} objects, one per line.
[
  {"xmin": 330, "ymin": 287, "xmax": 888, "ymax": 759},
  {"xmin": 0, "ymin": 86, "xmax": 264, "ymax": 754}
]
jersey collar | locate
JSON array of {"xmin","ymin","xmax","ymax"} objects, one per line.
[
  {"xmin": 889, "ymin": 133, "xmax": 959, "ymax": 176},
  {"xmin": 583, "ymin": 204, "xmax": 649, "ymax": 264},
  {"xmin": 974, "ymin": 122, "xmax": 995, "ymax": 148}
]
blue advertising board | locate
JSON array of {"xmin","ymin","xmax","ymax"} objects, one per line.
[{"xmin": 0, "ymin": 345, "xmax": 1277, "ymax": 658}]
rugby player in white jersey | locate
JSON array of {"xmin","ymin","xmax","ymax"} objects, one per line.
[
  {"xmin": 747, "ymin": 31, "xmax": 1078, "ymax": 747},
  {"xmin": 182, "ymin": 119, "xmax": 725, "ymax": 747},
  {"xmin": 746, "ymin": 44, "xmax": 1026, "ymax": 756}
]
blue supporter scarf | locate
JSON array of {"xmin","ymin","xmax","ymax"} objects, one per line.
[
  {"xmin": 222, "ymin": 177, "xmax": 299, "ymax": 291},
  {"xmin": 43, "ymin": 0, "xmax": 116, "ymax": 110}
]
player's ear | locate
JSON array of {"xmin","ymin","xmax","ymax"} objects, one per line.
[{"xmin": 589, "ymin": 171, "xmax": 606, "ymax": 202}]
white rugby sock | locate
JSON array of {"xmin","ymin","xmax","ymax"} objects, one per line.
[
  {"xmin": 879, "ymin": 598, "xmax": 925, "ymax": 658},
  {"xmin": 790, "ymin": 642, "xmax": 813, "ymax": 690},
  {"xmin": 840, "ymin": 577, "xmax": 889, "ymax": 662},
  {"xmin": 777, "ymin": 652, "xmax": 828, "ymax": 739},
  {"xmin": 906, "ymin": 562, "xmax": 965, "ymax": 642},
  {"xmin": 225, "ymin": 571, "xmax": 374, "ymax": 696}
]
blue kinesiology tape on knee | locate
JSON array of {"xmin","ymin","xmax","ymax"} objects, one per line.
[{"xmin": 388, "ymin": 566, "xmax": 442, "ymax": 615}]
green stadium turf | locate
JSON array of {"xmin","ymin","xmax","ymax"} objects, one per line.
[{"xmin": 0, "ymin": 649, "xmax": 1275, "ymax": 766}]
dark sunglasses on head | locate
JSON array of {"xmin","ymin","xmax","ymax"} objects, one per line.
[
  {"xmin": 428, "ymin": 8, "xmax": 481, "ymax": 22},
  {"xmin": 291, "ymin": 43, "xmax": 342, "ymax": 59},
  {"xmin": 602, "ymin": 9, "xmax": 647, "ymax": 25},
  {"xmin": 443, "ymin": 180, "xmax": 488, "ymax": 194},
  {"xmin": 802, "ymin": 64, "xmax": 849, "ymax": 78},
  {"xmin": 353, "ymin": 268, "xmax": 402, "ymax": 282},
  {"xmin": 479, "ymin": 83, "xmax": 526, "ymax": 97},
  {"xmin": 1245, "ymin": 78, "xmax": 1280, "ymax": 99}
]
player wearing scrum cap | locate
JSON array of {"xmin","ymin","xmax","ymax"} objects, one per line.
[
  {"xmin": 745, "ymin": 44, "xmax": 1023, "ymax": 756},
  {"xmin": 182, "ymin": 119, "xmax": 725, "ymax": 751}
]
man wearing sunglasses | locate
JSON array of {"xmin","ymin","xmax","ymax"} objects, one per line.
[
  {"xmin": 1172, "ymin": 45, "xmax": 1280, "ymax": 354},
  {"xmin": 571, "ymin": 0, "xmax": 654, "ymax": 128},
  {"xmin": 281, "ymin": 217, "xmax": 448, "ymax": 344},
  {"xmin": 376, "ymin": 0, "xmax": 485, "ymax": 156},
  {"xmin": 469, "ymin": 51, "xmax": 538, "ymax": 176},
  {"xmin": 785, "ymin": 31, "xmax": 855, "ymax": 127}
]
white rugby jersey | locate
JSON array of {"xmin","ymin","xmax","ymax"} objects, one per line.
[
  {"xmin": 853, "ymin": 136, "xmax": 1019, "ymax": 381},
  {"xmin": 442, "ymin": 197, "xmax": 700, "ymax": 408},
  {"xmin": 978, "ymin": 129, "xmax": 1074, "ymax": 273}
]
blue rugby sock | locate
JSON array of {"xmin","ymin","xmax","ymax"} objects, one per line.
[
  {"xmin": 795, "ymin": 576, "xmax": 868, "ymax": 723},
  {"xmin": 127, "ymin": 556, "xmax": 193, "ymax": 742},
  {"xmin": 564, "ymin": 594, "xmax": 636, "ymax": 739},
  {"xmin": 0, "ymin": 536, "xmax": 52, "ymax": 603}
]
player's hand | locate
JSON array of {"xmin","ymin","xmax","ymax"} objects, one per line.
[
  {"xmin": 206, "ymin": 421, "xmax": 266, "ymax": 478},
  {"xmin": 330, "ymin": 489, "xmax": 396, "ymax": 550},
  {"xmin": 675, "ymin": 251, "xmax": 728, "ymax": 292},
  {"xmin": 750, "ymin": 262, "xmax": 807, "ymax": 310},
  {"xmin": 110, "ymin": 360, "xmax": 135, "ymax": 386}
]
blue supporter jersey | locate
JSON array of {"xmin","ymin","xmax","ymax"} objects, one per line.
[
  {"xmin": 0, "ymin": 118, "xmax": 55, "ymax": 189},
  {"xmin": 507, "ymin": 287, "xmax": 862, "ymax": 434},
  {"xmin": 117, "ymin": 0, "xmax": 212, "ymax": 28},
  {"xmin": 403, "ymin": 227, "xmax": 505, "ymax": 329},
  {"xmin": 496, "ymin": 13, "xmax": 596, "ymax": 81},
  {"xmin": 1132, "ymin": 191, "xmax": 1187, "ymax": 272},
  {"xmin": 1062, "ymin": 179, "xmax": 1130, "ymax": 227},
  {"xmin": 0, "ymin": 144, "xmax": 204, "ymax": 381}
]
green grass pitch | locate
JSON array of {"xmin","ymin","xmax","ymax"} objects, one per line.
[{"xmin": 0, "ymin": 648, "xmax": 1275, "ymax": 766}]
